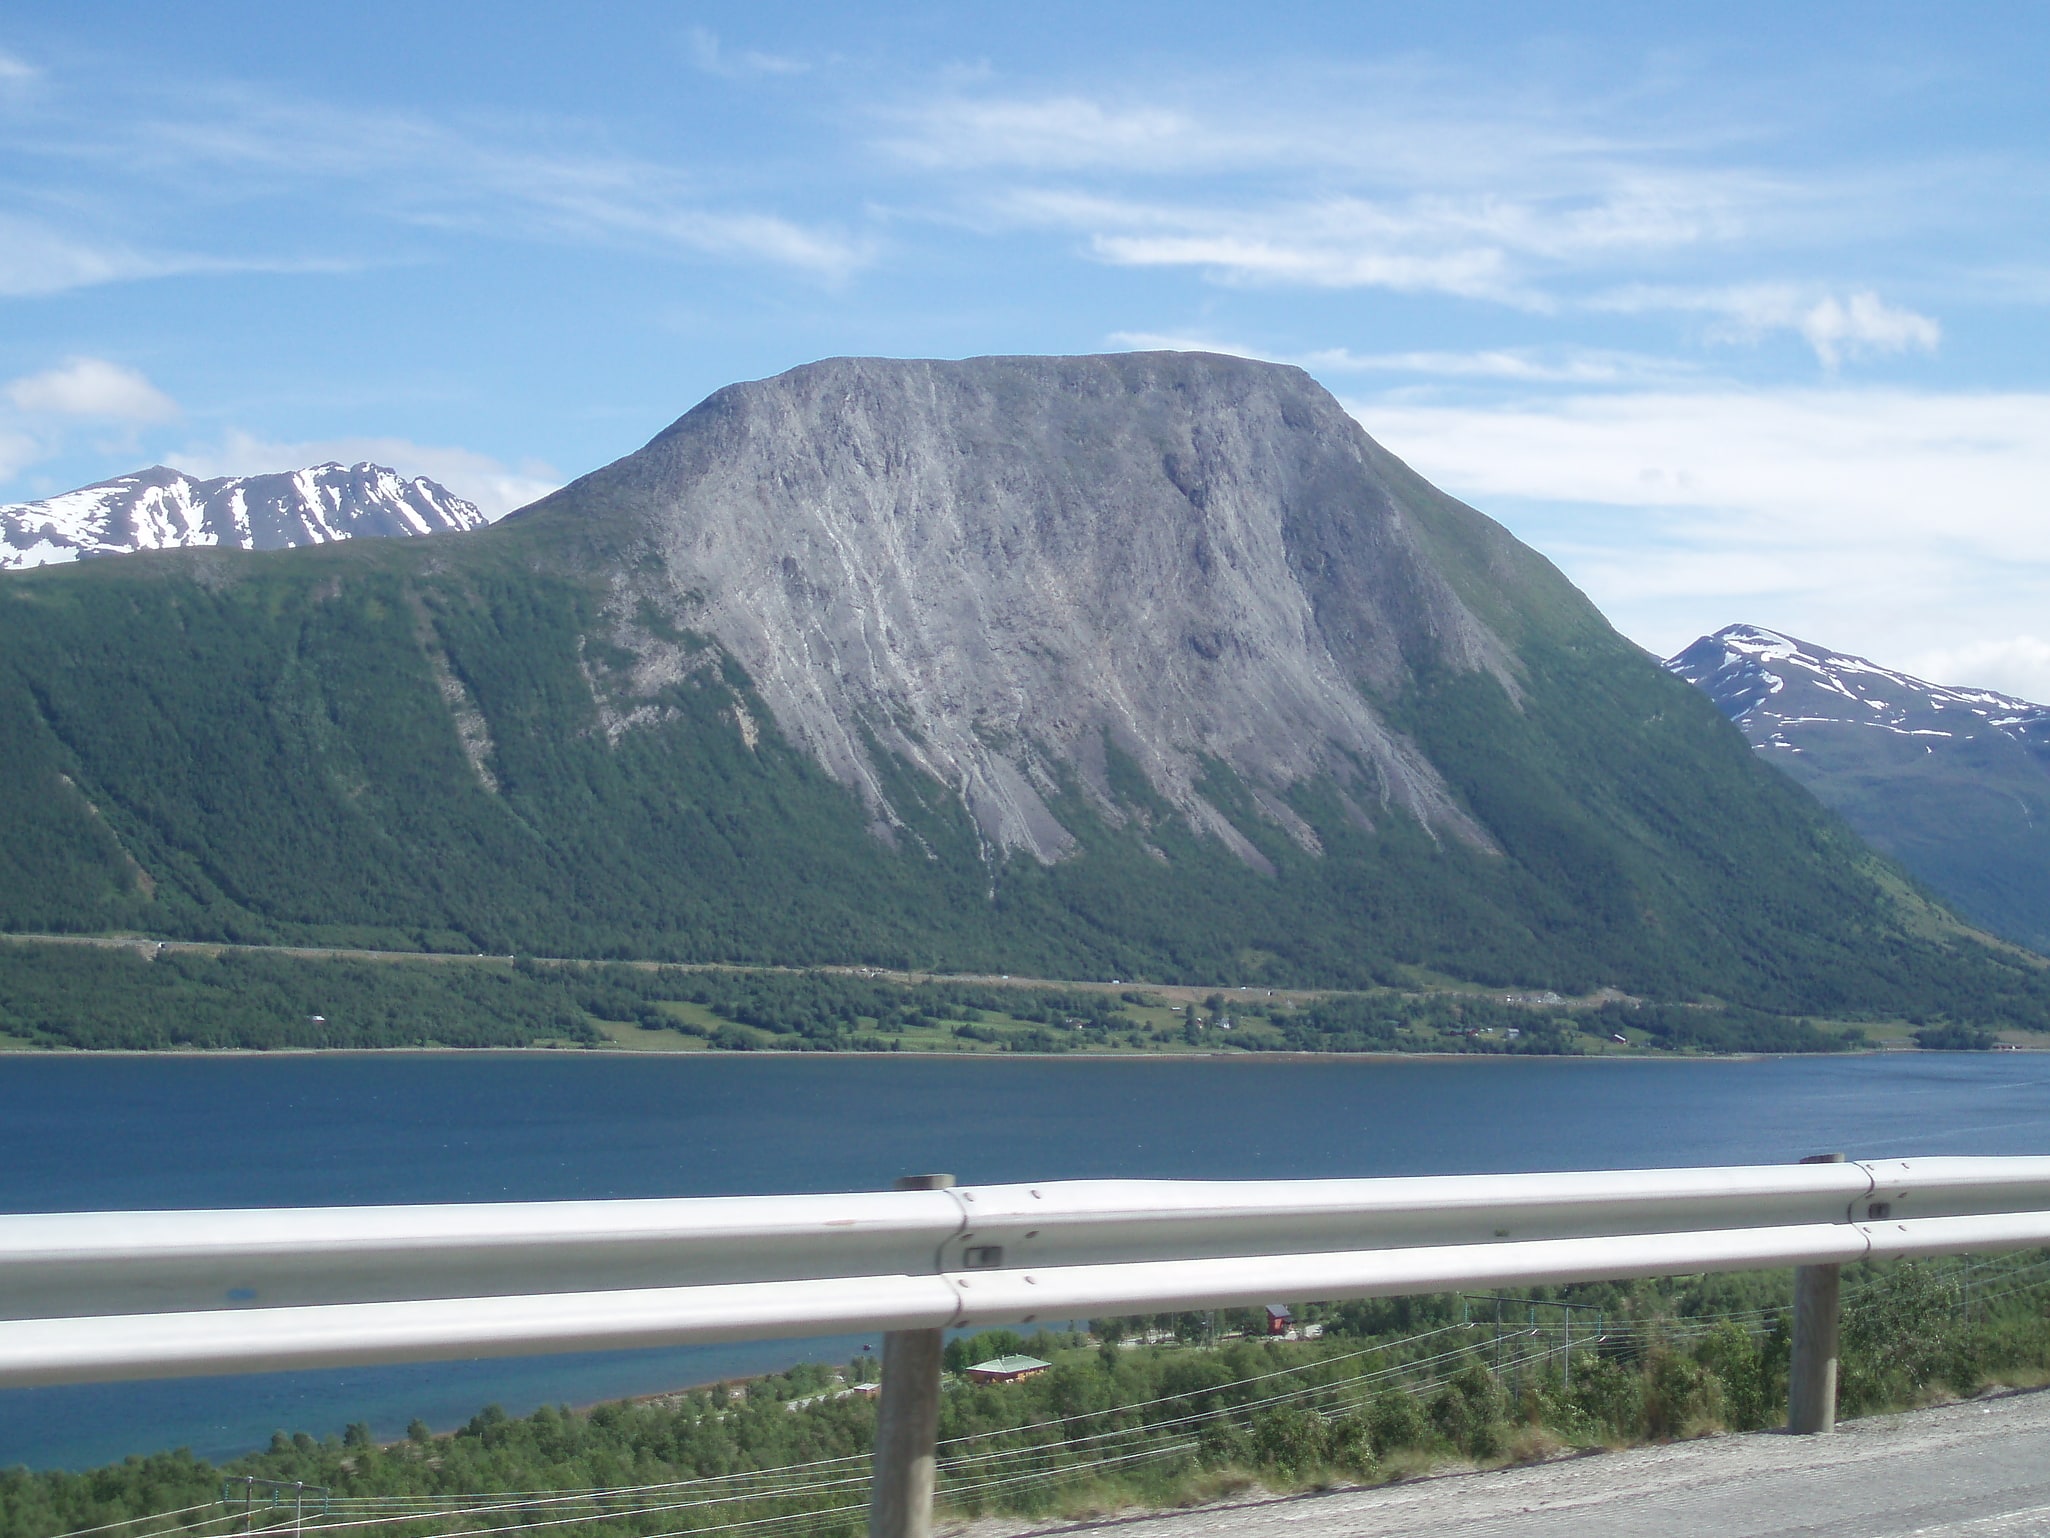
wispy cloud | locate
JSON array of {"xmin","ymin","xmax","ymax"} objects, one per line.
[
  {"xmin": 883, "ymin": 73, "xmax": 1957, "ymax": 345},
  {"xmin": 1354, "ymin": 386, "xmax": 2050, "ymax": 691},
  {"xmin": 2, "ymin": 66, "xmax": 869, "ymax": 293},
  {"xmin": 686, "ymin": 27, "xmax": 809, "ymax": 78},
  {"xmin": 1596, "ymin": 282, "xmax": 1941, "ymax": 367},
  {"xmin": 168, "ymin": 431, "xmax": 558, "ymax": 520},
  {"xmin": 0, "ymin": 429, "xmax": 41, "ymax": 483},
  {"xmin": 882, "ymin": 96, "xmax": 1229, "ymax": 173},
  {"xmin": 993, "ymin": 188, "xmax": 1582, "ymax": 306},
  {"xmin": 973, "ymin": 153, "xmax": 1771, "ymax": 301},
  {"xmin": 5, "ymin": 358, "xmax": 178, "ymax": 422},
  {"xmin": 1902, "ymin": 637, "xmax": 2050, "ymax": 703},
  {"xmin": 1107, "ymin": 330, "xmax": 1693, "ymax": 385},
  {"xmin": 0, "ymin": 218, "xmax": 179, "ymax": 298},
  {"xmin": 0, "ymin": 358, "xmax": 178, "ymax": 492},
  {"xmin": 128, "ymin": 95, "xmax": 875, "ymax": 280},
  {"xmin": 0, "ymin": 49, "xmax": 37, "ymax": 84},
  {"xmin": 0, "ymin": 215, "xmax": 360, "ymax": 298}
]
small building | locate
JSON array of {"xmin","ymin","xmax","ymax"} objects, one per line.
[
  {"xmin": 963, "ymin": 1354, "xmax": 1050, "ymax": 1384},
  {"xmin": 1264, "ymin": 1304, "xmax": 1293, "ymax": 1336}
]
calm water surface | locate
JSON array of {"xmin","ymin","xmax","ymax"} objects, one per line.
[{"xmin": 4, "ymin": 1050, "xmax": 2048, "ymax": 1468}]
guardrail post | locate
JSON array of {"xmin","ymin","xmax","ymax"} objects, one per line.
[
  {"xmin": 869, "ymin": 1174, "xmax": 954, "ymax": 1538},
  {"xmin": 1788, "ymin": 1153, "xmax": 1845, "ymax": 1434}
]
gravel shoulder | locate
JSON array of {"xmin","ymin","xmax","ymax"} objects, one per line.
[{"xmin": 952, "ymin": 1388, "xmax": 2050, "ymax": 1538}]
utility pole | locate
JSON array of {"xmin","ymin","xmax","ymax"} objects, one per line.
[{"xmin": 869, "ymin": 1175, "xmax": 954, "ymax": 1538}]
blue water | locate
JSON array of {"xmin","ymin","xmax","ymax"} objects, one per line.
[{"xmin": 3, "ymin": 1050, "xmax": 2047, "ymax": 1469}]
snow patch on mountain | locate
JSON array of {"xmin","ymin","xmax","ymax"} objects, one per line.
[
  {"xmin": 0, "ymin": 463, "xmax": 486, "ymax": 571},
  {"xmin": 1665, "ymin": 623, "xmax": 2050, "ymax": 747}
]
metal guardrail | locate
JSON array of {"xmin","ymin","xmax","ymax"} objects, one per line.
[
  {"xmin": 6, "ymin": 1157, "xmax": 2048, "ymax": 1538},
  {"xmin": 1, "ymin": 1156, "xmax": 2046, "ymax": 1387}
]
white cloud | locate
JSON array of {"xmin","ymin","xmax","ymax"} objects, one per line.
[
  {"xmin": 181, "ymin": 102, "xmax": 872, "ymax": 279},
  {"xmin": 1595, "ymin": 283, "xmax": 1941, "ymax": 367},
  {"xmin": 883, "ymin": 83, "xmax": 1768, "ymax": 198},
  {"xmin": 4, "ymin": 76, "xmax": 868, "ymax": 289},
  {"xmin": 0, "ymin": 49, "xmax": 36, "ymax": 84},
  {"xmin": 998, "ymin": 190, "xmax": 1541, "ymax": 304},
  {"xmin": 1108, "ymin": 331, "xmax": 1692, "ymax": 385},
  {"xmin": 0, "ymin": 218, "xmax": 167, "ymax": 298},
  {"xmin": 5, "ymin": 358, "xmax": 179, "ymax": 422},
  {"xmin": 1798, "ymin": 291, "xmax": 1941, "ymax": 369},
  {"xmin": 0, "ymin": 215, "xmax": 359, "ymax": 298},
  {"xmin": 1352, "ymin": 386, "xmax": 2050, "ymax": 696},
  {"xmin": 1306, "ymin": 347, "xmax": 1692, "ymax": 384},
  {"xmin": 883, "ymin": 75, "xmax": 1815, "ymax": 312},
  {"xmin": 1105, "ymin": 330, "xmax": 1271, "ymax": 361},
  {"xmin": 1903, "ymin": 636, "xmax": 2050, "ymax": 703},
  {"xmin": 974, "ymin": 147, "xmax": 1766, "ymax": 304},
  {"xmin": 884, "ymin": 96, "xmax": 1219, "ymax": 172},
  {"xmin": 687, "ymin": 27, "xmax": 809, "ymax": 78},
  {"xmin": 0, "ymin": 429, "xmax": 42, "ymax": 482},
  {"xmin": 1093, "ymin": 225, "xmax": 1527, "ymax": 302},
  {"xmin": 169, "ymin": 431, "xmax": 559, "ymax": 520}
]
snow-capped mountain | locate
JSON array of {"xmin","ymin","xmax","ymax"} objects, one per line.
[
  {"xmin": 0, "ymin": 464, "xmax": 487, "ymax": 571},
  {"xmin": 1666, "ymin": 623, "xmax": 2050, "ymax": 755},
  {"xmin": 1667, "ymin": 623, "xmax": 2050, "ymax": 953}
]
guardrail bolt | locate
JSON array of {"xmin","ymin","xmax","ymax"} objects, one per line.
[
  {"xmin": 1788, "ymin": 1152, "xmax": 1846, "ymax": 1434},
  {"xmin": 870, "ymin": 1174, "xmax": 955, "ymax": 1538}
]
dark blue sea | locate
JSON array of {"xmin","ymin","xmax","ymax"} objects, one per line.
[{"xmin": 4, "ymin": 1050, "xmax": 2048, "ymax": 1469}]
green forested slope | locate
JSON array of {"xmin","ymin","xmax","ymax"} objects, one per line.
[{"xmin": 0, "ymin": 525, "xmax": 2042, "ymax": 1029}]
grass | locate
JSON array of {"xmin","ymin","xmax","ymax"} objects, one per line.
[{"xmin": 589, "ymin": 1018, "xmax": 710, "ymax": 1052}]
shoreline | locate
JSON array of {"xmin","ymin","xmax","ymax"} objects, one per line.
[
  {"xmin": 4, "ymin": 930, "xmax": 2035, "ymax": 1061},
  {"xmin": 0, "ymin": 1041, "xmax": 2015, "ymax": 1061}
]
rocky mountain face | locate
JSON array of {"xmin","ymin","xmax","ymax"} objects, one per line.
[
  {"xmin": 0, "ymin": 353, "xmax": 2042, "ymax": 1024},
  {"xmin": 1668, "ymin": 625, "xmax": 2050, "ymax": 952},
  {"xmin": 0, "ymin": 463, "xmax": 485, "ymax": 570},
  {"xmin": 519, "ymin": 353, "xmax": 1530, "ymax": 868}
]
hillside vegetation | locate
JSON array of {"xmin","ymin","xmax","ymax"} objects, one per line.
[
  {"xmin": 7, "ymin": 1254, "xmax": 2047, "ymax": 1532},
  {"xmin": 1, "ymin": 354, "xmax": 2045, "ymax": 1031},
  {"xmin": 0, "ymin": 943, "xmax": 1874, "ymax": 1054}
]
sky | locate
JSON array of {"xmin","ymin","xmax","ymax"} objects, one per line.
[{"xmin": 3, "ymin": 3, "xmax": 2049, "ymax": 693}]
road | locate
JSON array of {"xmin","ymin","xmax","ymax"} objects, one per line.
[
  {"xmin": 971, "ymin": 1390, "xmax": 2050, "ymax": 1538},
  {"xmin": 0, "ymin": 930, "xmax": 1642, "ymax": 1012}
]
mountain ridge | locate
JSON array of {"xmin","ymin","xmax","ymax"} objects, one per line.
[
  {"xmin": 0, "ymin": 462, "xmax": 486, "ymax": 570},
  {"xmin": 0, "ymin": 353, "xmax": 2042, "ymax": 1027},
  {"xmin": 1667, "ymin": 623, "xmax": 2050, "ymax": 953}
]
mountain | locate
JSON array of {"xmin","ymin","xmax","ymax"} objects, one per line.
[
  {"xmin": 0, "ymin": 353, "xmax": 2044, "ymax": 1027},
  {"xmin": 1668, "ymin": 624, "xmax": 2050, "ymax": 953},
  {"xmin": 0, "ymin": 463, "xmax": 486, "ymax": 570}
]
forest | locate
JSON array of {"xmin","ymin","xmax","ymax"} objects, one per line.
[
  {"xmin": 0, "ymin": 943, "xmax": 1910, "ymax": 1055},
  {"xmin": 2, "ymin": 547, "xmax": 2048, "ymax": 1033}
]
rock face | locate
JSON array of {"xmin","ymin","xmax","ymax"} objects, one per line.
[
  {"xmin": 1668, "ymin": 624, "xmax": 2050, "ymax": 952},
  {"xmin": 521, "ymin": 353, "xmax": 1521, "ymax": 865},
  {"xmin": 0, "ymin": 463, "xmax": 486, "ymax": 570}
]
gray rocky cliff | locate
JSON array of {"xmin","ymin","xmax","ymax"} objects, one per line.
[{"xmin": 518, "ymin": 352, "xmax": 1528, "ymax": 866}]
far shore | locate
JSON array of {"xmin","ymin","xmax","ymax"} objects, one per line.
[
  {"xmin": 0, "ymin": 1039, "xmax": 2028, "ymax": 1062},
  {"xmin": 5, "ymin": 928, "xmax": 2038, "ymax": 1060}
]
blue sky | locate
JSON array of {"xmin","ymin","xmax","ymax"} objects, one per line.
[{"xmin": 4, "ymin": 3, "xmax": 2049, "ymax": 691}]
